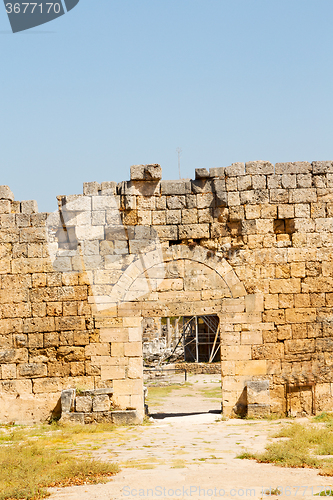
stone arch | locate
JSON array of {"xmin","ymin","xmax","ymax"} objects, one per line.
[
  {"xmin": 95, "ymin": 245, "xmax": 266, "ymax": 418},
  {"xmin": 108, "ymin": 245, "xmax": 247, "ymax": 306}
]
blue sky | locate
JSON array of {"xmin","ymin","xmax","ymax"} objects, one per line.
[{"xmin": 1, "ymin": 0, "xmax": 333, "ymax": 212}]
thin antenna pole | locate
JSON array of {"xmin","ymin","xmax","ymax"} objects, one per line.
[{"xmin": 176, "ymin": 147, "xmax": 182, "ymax": 179}]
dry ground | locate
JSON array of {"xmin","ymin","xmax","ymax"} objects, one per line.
[{"xmin": 48, "ymin": 374, "xmax": 333, "ymax": 500}]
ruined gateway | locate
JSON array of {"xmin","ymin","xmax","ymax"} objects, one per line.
[{"xmin": 0, "ymin": 160, "xmax": 333, "ymax": 423}]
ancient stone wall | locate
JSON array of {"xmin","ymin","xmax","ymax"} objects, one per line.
[{"xmin": 1, "ymin": 160, "xmax": 333, "ymax": 422}]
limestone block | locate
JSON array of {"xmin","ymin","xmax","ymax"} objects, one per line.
[
  {"xmin": 181, "ymin": 209, "xmax": 198, "ymax": 224},
  {"xmin": 152, "ymin": 211, "xmax": 166, "ymax": 225},
  {"xmin": 0, "ymin": 185, "xmax": 14, "ymax": 201},
  {"xmin": 0, "ymin": 348, "xmax": 28, "ymax": 364},
  {"xmin": 32, "ymin": 377, "xmax": 64, "ymax": 394},
  {"xmin": 226, "ymin": 177, "xmax": 238, "ymax": 191},
  {"xmin": 228, "ymin": 192, "xmax": 240, "ymax": 206},
  {"xmin": 197, "ymin": 193, "xmax": 215, "ymax": 208},
  {"xmin": 0, "ymin": 379, "xmax": 32, "ymax": 394},
  {"xmin": 76, "ymin": 395, "xmax": 92, "ymax": 412},
  {"xmin": 240, "ymin": 332, "xmax": 263, "ymax": 344},
  {"xmin": 152, "ymin": 225, "xmax": 178, "ymax": 240},
  {"xmin": 113, "ymin": 378, "xmax": 143, "ymax": 395},
  {"xmin": 220, "ymin": 345, "xmax": 251, "ymax": 361},
  {"xmin": 111, "ymin": 342, "xmax": 124, "ymax": 356},
  {"xmin": 101, "ymin": 365, "xmax": 126, "ymax": 380},
  {"xmin": 237, "ymin": 175, "xmax": 252, "ymax": 191},
  {"xmin": 209, "ymin": 167, "xmax": 225, "ymax": 177},
  {"xmin": 61, "ymin": 388, "xmax": 75, "ymax": 412},
  {"xmin": 128, "ymin": 357, "xmax": 143, "ymax": 379},
  {"xmin": 18, "ymin": 363, "xmax": 47, "ymax": 378},
  {"xmin": 285, "ymin": 308, "xmax": 316, "ymax": 323},
  {"xmin": 83, "ymin": 182, "xmax": 100, "ymax": 196},
  {"xmin": 100, "ymin": 328, "xmax": 129, "ymax": 343},
  {"xmin": 252, "ymin": 175, "xmax": 267, "ymax": 189},
  {"xmin": 284, "ymin": 339, "xmax": 315, "ymax": 353},
  {"xmin": 101, "ymin": 181, "xmax": 117, "ymax": 195},
  {"xmin": 246, "ymin": 380, "xmax": 269, "ymax": 406},
  {"xmin": 267, "ymin": 175, "xmax": 282, "ymax": 189},
  {"xmin": 269, "ymin": 278, "xmax": 300, "ymax": 294},
  {"xmin": 124, "ymin": 342, "xmax": 143, "ymax": 357},
  {"xmin": 270, "ymin": 189, "xmax": 289, "ymax": 203},
  {"xmin": 262, "ymin": 309, "xmax": 285, "ymax": 324},
  {"xmin": 247, "ymin": 404, "xmax": 270, "ymax": 418},
  {"xmin": 246, "ymin": 161, "xmax": 274, "ymax": 175},
  {"xmin": 166, "ymin": 210, "xmax": 181, "ymax": 224},
  {"xmin": 275, "ymin": 161, "xmax": 312, "ymax": 174},
  {"xmin": 0, "ymin": 200, "xmax": 11, "ymax": 214},
  {"xmin": 1, "ymin": 364, "xmax": 16, "ymax": 379},
  {"xmin": 111, "ymin": 410, "xmax": 142, "ymax": 425},
  {"xmin": 178, "ymin": 224, "xmax": 210, "ymax": 239},
  {"xmin": 161, "ymin": 180, "xmax": 191, "ymax": 195},
  {"xmin": 130, "ymin": 164, "xmax": 162, "ymax": 181},
  {"xmin": 279, "ymin": 294, "xmax": 294, "ymax": 308},
  {"xmin": 312, "ymin": 161, "xmax": 333, "ymax": 174},
  {"xmin": 252, "ymin": 343, "xmax": 284, "ymax": 360},
  {"xmin": 245, "ymin": 205, "xmax": 260, "ymax": 220},
  {"xmin": 297, "ymin": 173, "xmax": 312, "ymax": 188},
  {"xmin": 225, "ymin": 162, "xmax": 245, "ymax": 176},
  {"xmin": 195, "ymin": 168, "xmax": 209, "ymax": 179},
  {"xmin": 289, "ymin": 188, "xmax": 317, "ymax": 204},
  {"xmin": 62, "ymin": 195, "xmax": 91, "ymax": 212}
]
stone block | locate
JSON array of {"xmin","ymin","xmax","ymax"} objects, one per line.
[
  {"xmin": 130, "ymin": 164, "xmax": 162, "ymax": 181},
  {"xmin": 275, "ymin": 161, "xmax": 312, "ymax": 174},
  {"xmin": 195, "ymin": 168, "xmax": 209, "ymax": 179},
  {"xmin": 312, "ymin": 161, "xmax": 333, "ymax": 174},
  {"xmin": 270, "ymin": 189, "xmax": 289, "ymax": 203},
  {"xmin": 209, "ymin": 167, "xmax": 225, "ymax": 177},
  {"xmin": 285, "ymin": 308, "xmax": 316, "ymax": 323},
  {"xmin": 100, "ymin": 181, "xmax": 117, "ymax": 195},
  {"xmin": 284, "ymin": 339, "xmax": 315, "ymax": 353},
  {"xmin": 0, "ymin": 186, "xmax": 14, "ymax": 201},
  {"xmin": 247, "ymin": 404, "xmax": 270, "ymax": 418},
  {"xmin": 225, "ymin": 162, "xmax": 245, "ymax": 176},
  {"xmin": 269, "ymin": 278, "xmax": 301, "ymax": 294},
  {"xmin": 247, "ymin": 380, "xmax": 270, "ymax": 405},
  {"xmin": 61, "ymin": 412, "xmax": 85, "ymax": 424},
  {"xmin": 124, "ymin": 342, "xmax": 142, "ymax": 357},
  {"xmin": 161, "ymin": 180, "xmax": 191, "ymax": 195},
  {"xmin": 75, "ymin": 395, "xmax": 93, "ymax": 412},
  {"xmin": 289, "ymin": 188, "xmax": 317, "ymax": 203},
  {"xmin": 101, "ymin": 365, "xmax": 126, "ymax": 380},
  {"xmin": 178, "ymin": 224, "xmax": 210, "ymax": 239},
  {"xmin": 245, "ymin": 160, "xmax": 274, "ymax": 175},
  {"xmin": 111, "ymin": 410, "xmax": 142, "ymax": 425},
  {"xmin": 61, "ymin": 388, "xmax": 76, "ymax": 412},
  {"xmin": 92, "ymin": 394, "xmax": 110, "ymax": 411},
  {"xmin": 83, "ymin": 182, "xmax": 100, "ymax": 195}
]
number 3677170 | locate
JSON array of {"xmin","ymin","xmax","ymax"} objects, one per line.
[{"xmin": 5, "ymin": 3, "xmax": 61, "ymax": 14}]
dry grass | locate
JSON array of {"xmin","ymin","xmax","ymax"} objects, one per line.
[
  {"xmin": 238, "ymin": 419, "xmax": 333, "ymax": 473},
  {"xmin": 0, "ymin": 422, "xmax": 119, "ymax": 500}
]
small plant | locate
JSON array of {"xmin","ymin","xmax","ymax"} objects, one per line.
[
  {"xmin": 236, "ymin": 451, "xmax": 256, "ymax": 460},
  {"xmin": 264, "ymin": 488, "xmax": 281, "ymax": 496}
]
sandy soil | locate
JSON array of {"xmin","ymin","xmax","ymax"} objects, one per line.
[{"xmin": 48, "ymin": 374, "xmax": 333, "ymax": 500}]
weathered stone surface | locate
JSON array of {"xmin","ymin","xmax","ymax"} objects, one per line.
[
  {"xmin": 92, "ymin": 395, "xmax": 110, "ymax": 412},
  {"xmin": 61, "ymin": 388, "xmax": 75, "ymax": 413},
  {"xmin": 0, "ymin": 186, "xmax": 14, "ymax": 201},
  {"xmin": 75, "ymin": 395, "xmax": 92, "ymax": 412}
]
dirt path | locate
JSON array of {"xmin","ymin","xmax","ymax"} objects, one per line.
[{"xmin": 49, "ymin": 375, "xmax": 333, "ymax": 500}]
